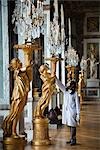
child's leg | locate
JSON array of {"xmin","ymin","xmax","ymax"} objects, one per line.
[
  {"xmin": 66, "ymin": 126, "xmax": 71, "ymax": 143},
  {"xmin": 70, "ymin": 126, "xmax": 76, "ymax": 145}
]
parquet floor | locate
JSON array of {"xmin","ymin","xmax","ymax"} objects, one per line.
[
  {"xmin": 0, "ymin": 100, "xmax": 100, "ymax": 150},
  {"xmin": 25, "ymin": 100, "xmax": 100, "ymax": 150}
]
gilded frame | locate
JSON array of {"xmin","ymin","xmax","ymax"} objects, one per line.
[{"xmin": 84, "ymin": 13, "xmax": 100, "ymax": 35}]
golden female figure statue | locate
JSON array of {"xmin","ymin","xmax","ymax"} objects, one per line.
[
  {"xmin": 33, "ymin": 56, "xmax": 61, "ymax": 145},
  {"xmin": 2, "ymin": 44, "xmax": 34, "ymax": 138},
  {"xmin": 34, "ymin": 56, "xmax": 59, "ymax": 118},
  {"xmin": 78, "ymin": 71, "xmax": 85, "ymax": 109}
]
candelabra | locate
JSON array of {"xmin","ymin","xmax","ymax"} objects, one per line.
[
  {"xmin": 65, "ymin": 46, "xmax": 79, "ymax": 67},
  {"xmin": 47, "ymin": 21, "xmax": 62, "ymax": 56},
  {"xmin": 12, "ymin": 0, "xmax": 44, "ymax": 42},
  {"xmin": 47, "ymin": 0, "xmax": 65, "ymax": 56},
  {"xmin": 65, "ymin": 46, "xmax": 79, "ymax": 81}
]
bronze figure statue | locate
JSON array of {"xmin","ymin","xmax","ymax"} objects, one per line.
[
  {"xmin": 78, "ymin": 71, "xmax": 85, "ymax": 109},
  {"xmin": 34, "ymin": 56, "xmax": 60, "ymax": 118},
  {"xmin": 2, "ymin": 44, "xmax": 34, "ymax": 138}
]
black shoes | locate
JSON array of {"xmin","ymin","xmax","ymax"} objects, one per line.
[
  {"xmin": 70, "ymin": 139, "xmax": 76, "ymax": 146},
  {"xmin": 66, "ymin": 139, "xmax": 76, "ymax": 146},
  {"xmin": 66, "ymin": 140, "xmax": 71, "ymax": 144}
]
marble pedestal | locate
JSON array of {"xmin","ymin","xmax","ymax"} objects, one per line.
[
  {"xmin": 87, "ymin": 79, "xmax": 100, "ymax": 87},
  {"xmin": 85, "ymin": 79, "xmax": 100, "ymax": 98}
]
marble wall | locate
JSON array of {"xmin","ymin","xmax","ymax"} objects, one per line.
[
  {"xmin": 0, "ymin": 0, "xmax": 10, "ymax": 105},
  {"xmin": 0, "ymin": 1, "xmax": 3, "ymax": 100},
  {"xmin": 0, "ymin": 0, "xmax": 10, "ymax": 140}
]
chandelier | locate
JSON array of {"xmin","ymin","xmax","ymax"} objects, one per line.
[
  {"xmin": 47, "ymin": 21, "xmax": 62, "ymax": 56},
  {"xmin": 65, "ymin": 46, "xmax": 79, "ymax": 67},
  {"xmin": 12, "ymin": 0, "xmax": 44, "ymax": 42},
  {"xmin": 47, "ymin": 0, "xmax": 65, "ymax": 56},
  {"xmin": 65, "ymin": 18, "xmax": 79, "ymax": 67}
]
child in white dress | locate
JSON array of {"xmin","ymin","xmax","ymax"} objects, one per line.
[{"xmin": 56, "ymin": 79, "xmax": 80, "ymax": 145}]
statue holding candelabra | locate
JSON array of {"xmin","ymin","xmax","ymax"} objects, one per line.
[
  {"xmin": 32, "ymin": 0, "xmax": 65, "ymax": 145},
  {"xmin": 34, "ymin": 64, "xmax": 56, "ymax": 118},
  {"xmin": 33, "ymin": 1, "xmax": 64, "ymax": 144},
  {"xmin": 65, "ymin": 18, "xmax": 79, "ymax": 83},
  {"xmin": 2, "ymin": 58, "xmax": 32, "ymax": 138},
  {"xmin": 33, "ymin": 55, "xmax": 61, "ymax": 145},
  {"xmin": 2, "ymin": 43, "xmax": 40, "ymax": 147},
  {"xmin": 78, "ymin": 71, "xmax": 85, "ymax": 109}
]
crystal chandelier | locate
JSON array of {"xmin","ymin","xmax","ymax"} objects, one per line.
[
  {"xmin": 47, "ymin": 0, "xmax": 65, "ymax": 56},
  {"xmin": 65, "ymin": 18, "xmax": 79, "ymax": 67},
  {"xmin": 47, "ymin": 22, "xmax": 62, "ymax": 56},
  {"xmin": 65, "ymin": 46, "xmax": 79, "ymax": 67},
  {"xmin": 12, "ymin": 0, "xmax": 44, "ymax": 42}
]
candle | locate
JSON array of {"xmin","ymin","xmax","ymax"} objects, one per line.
[
  {"xmin": 54, "ymin": 0, "xmax": 58, "ymax": 24},
  {"xmin": 37, "ymin": 0, "xmax": 39, "ymax": 9},
  {"xmin": 21, "ymin": 1, "xmax": 23, "ymax": 17},
  {"xmin": 68, "ymin": 18, "xmax": 71, "ymax": 48},
  {"xmin": 32, "ymin": 4, "xmax": 35, "ymax": 14},
  {"xmin": 28, "ymin": 0, "xmax": 31, "ymax": 15},
  {"xmin": 40, "ymin": 1, "xmax": 41, "ymax": 8},
  {"xmin": 55, "ymin": 24, "xmax": 59, "ymax": 45},
  {"xmin": 61, "ymin": 4, "xmax": 64, "ymax": 26},
  {"xmin": 61, "ymin": 4, "xmax": 64, "ymax": 42},
  {"xmin": 27, "ymin": 1, "xmax": 28, "ymax": 17},
  {"xmin": 42, "ymin": 2, "xmax": 43, "ymax": 10}
]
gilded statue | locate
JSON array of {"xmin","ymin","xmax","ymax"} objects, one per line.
[
  {"xmin": 34, "ymin": 56, "xmax": 59, "ymax": 118},
  {"xmin": 2, "ymin": 47, "xmax": 33, "ymax": 138},
  {"xmin": 78, "ymin": 71, "xmax": 85, "ymax": 108}
]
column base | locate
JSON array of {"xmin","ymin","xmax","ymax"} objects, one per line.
[
  {"xmin": 3, "ymin": 136, "xmax": 26, "ymax": 149},
  {"xmin": 33, "ymin": 118, "xmax": 51, "ymax": 146}
]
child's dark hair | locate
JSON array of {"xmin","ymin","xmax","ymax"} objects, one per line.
[
  {"xmin": 70, "ymin": 80, "xmax": 76, "ymax": 89},
  {"xmin": 66, "ymin": 80, "xmax": 76, "ymax": 92}
]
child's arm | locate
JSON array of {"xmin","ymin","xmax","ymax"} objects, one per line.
[{"xmin": 56, "ymin": 78, "xmax": 66, "ymax": 92}]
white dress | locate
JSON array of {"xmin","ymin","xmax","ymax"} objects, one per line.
[{"xmin": 56, "ymin": 78, "xmax": 80, "ymax": 127}]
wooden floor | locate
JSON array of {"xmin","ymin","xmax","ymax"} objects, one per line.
[{"xmin": 0, "ymin": 100, "xmax": 100, "ymax": 150}]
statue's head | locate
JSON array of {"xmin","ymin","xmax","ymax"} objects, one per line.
[
  {"xmin": 79, "ymin": 73, "xmax": 82, "ymax": 79},
  {"xmin": 8, "ymin": 58, "xmax": 22, "ymax": 71},
  {"xmin": 39, "ymin": 64, "xmax": 49, "ymax": 74}
]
